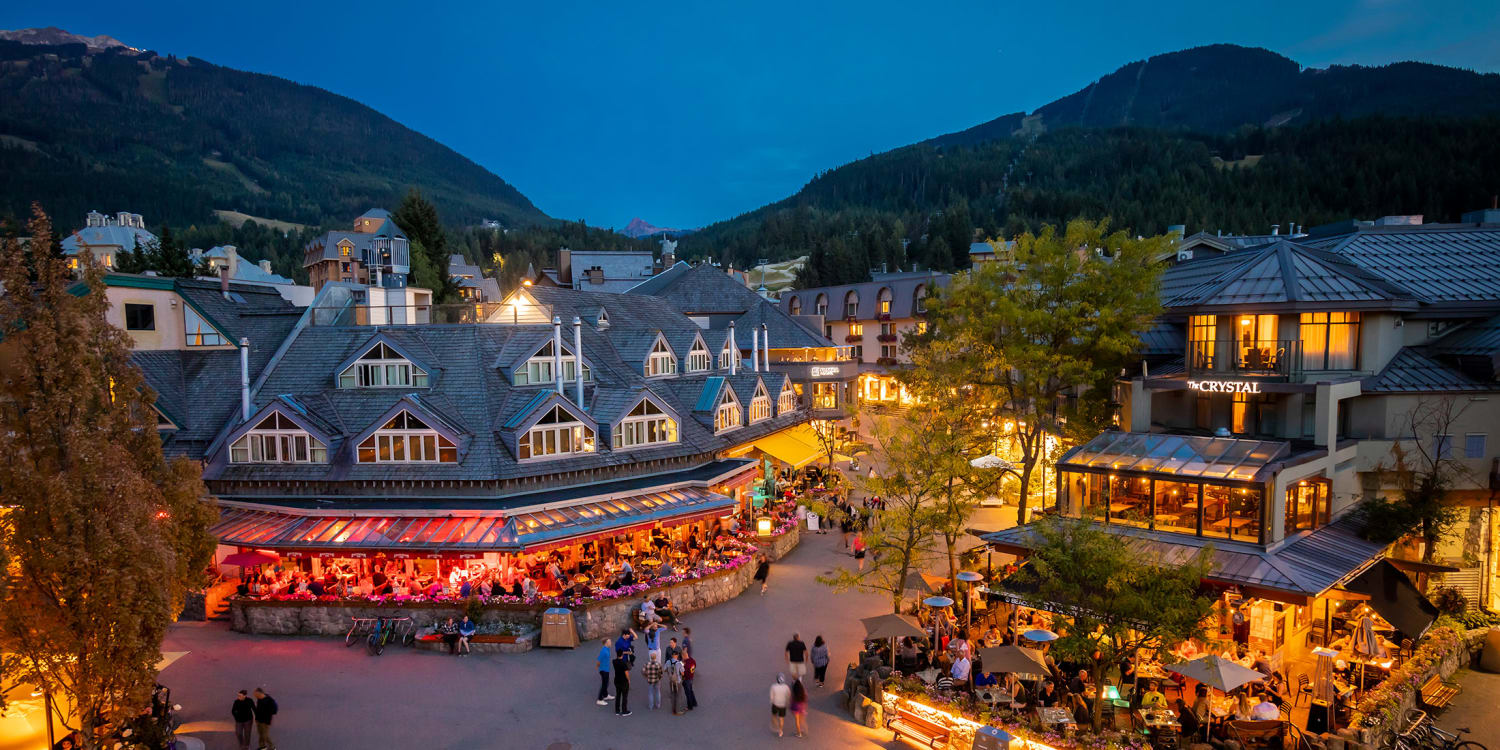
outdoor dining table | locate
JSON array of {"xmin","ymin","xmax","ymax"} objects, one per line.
[
  {"xmin": 1138, "ymin": 708, "xmax": 1182, "ymax": 731},
  {"xmin": 1036, "ymin": 707, "xmax": 1075, "ymax": 730}
]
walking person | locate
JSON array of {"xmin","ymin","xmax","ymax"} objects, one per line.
[
  {"xmin": 231, "ymin": 690, "xmax": 255, "ymax": 750},
  {"xmin": 769, "ymin": 674, "xmax": 791, "ymax": 738},
  {"xmin": 785, "ymin": 632, "xmax": 808, "ymax": 679},
  {"xmin": 643, "ymin": 651, "xmax": 664, "ymax": 710},
  {"xmin": 681, "ymin": 626, "xmax": 694, "ymax": 659},
  {"xmin": 596, "ymin": 638, "xmax": 615, "ymax": 705},
  {"xmin": 754, "ymin": 553, "xmax": 771, "ymax": 595},
  {"xmin": 612, "ymin": 652, "xmax": 633, "ymax": 716},
  {"xmin": 811, "ymin": 635, "xmax": 831, "ymax": 688},
  {"xmin": 790, "ymin": 678, "xmax": 809, "ymax": 738},
  {"xmin": 665, "ymin": 651, "xmax": 685, "ymax": 715},
  {"xmin": 251, "ymin": 687, "xmax": 277, "ymax": 750},
  {"xmin": 852, "ymin": 532, "xmax": 866, "ymax": 571},
  {"xmin": 682, "ymin": 652, "xmax": 698, "ymax": 711}
]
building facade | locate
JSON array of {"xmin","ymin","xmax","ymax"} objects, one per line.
[
  {"xmin": 302, "ymin": 209, "xmax": 412, "ymax": 292},
  {"xmin": 986, "ymin": 211, "xmax": 1500, "ymax": 642},
  {"xmin": 61, "ymin": 210, "xmax": 155, "ymax": 269},
  {"xmin": 777, "ymin": 271, "xmax": 949, "ymax": 408}
]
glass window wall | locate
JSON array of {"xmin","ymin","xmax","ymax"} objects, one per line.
[{"xmin": 1153, "ymin": 480, "xmax": 1199, "ymax": 535}]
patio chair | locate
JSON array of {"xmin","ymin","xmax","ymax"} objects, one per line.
[
  {"xmin": 1228, "ymin": 719, "xmax": 1287, "ymax": 750},
  {"xmin": 1295, "ymin": 674, "xmax": 1313, "ymax": 707}
]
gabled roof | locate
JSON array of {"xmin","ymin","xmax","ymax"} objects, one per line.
[
  {"xmin": 1307, "ymin": 225, "xmax": 1500, "ymax": 304},
  {"xmin": 1165, "ymin": 240, "xmax": 1412, "ymax": 310},
  {"xmin": 628, "ymin": 262, "xmax": 762, "ymax": 315},
  {"xmin": 332, "ymin": 332, "xmax": 435, "ymax": 385},
  {"xmin": 499, "ymin": 390, "xmax": 596, "ymax": 433}
]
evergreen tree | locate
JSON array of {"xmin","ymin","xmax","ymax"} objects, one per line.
[
  {"xmin": 394, "ymin": 189, "xmax": 461, "ymax": 303},
  {"xmin": 0, "ymin": 205, "xmax": 217, "ymax": 744}
]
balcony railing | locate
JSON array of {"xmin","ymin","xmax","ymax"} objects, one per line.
[{"xmin": 1186, "ymin": 339, "xmax": 1302, "ymax": 378}]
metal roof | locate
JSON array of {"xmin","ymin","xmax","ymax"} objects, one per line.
[
  {"xmin": 1430, "ymin": 314, "xmax": 1500, "ymax": 357},
  {"xmin": 1314, "ymin": 226, "xmax": 1500, "ymax": 303},
  {"xmin": 1057, "ymin": 431, "xmax": 1290, "ymax": 483},
  {"xmin": 1165, "ymin": 240, "xmax": 1409, "ymax": 309},
  {"xmin": 981, "ymin": 514, "xmax": 1387, "ymax": 601},
  {"xmin": 212, "ymin": 485, "xmax": 734, "ymax": 553},
  {"xmin": 1363, "ymin": 347, "xmax": 1491, "ymax": 393}
]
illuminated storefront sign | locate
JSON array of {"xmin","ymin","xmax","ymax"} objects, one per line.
[
  {"xmin": 809, "ymin": 365, "xmax": 840, "ymax": 378},
  {"xmin": 1187, "ymin": 380, "xmax": 1261, "ymax": 394}
]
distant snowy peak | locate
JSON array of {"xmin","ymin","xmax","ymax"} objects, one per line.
[
  {"xmin": 0, "ymin": 27, "xmax": 132, "ymax": 51},
  {"xmin": 622, "ymin": 217, "xmax": 696, "ymax": 239}
]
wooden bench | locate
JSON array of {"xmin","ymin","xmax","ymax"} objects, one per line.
[
  {"xmin": 1418, "ymin": 675, "xmax": 1461, "ymax": 710},
  {"xmin": 887, "ymin": 706, "xmax": 950, "ymax": 748}
]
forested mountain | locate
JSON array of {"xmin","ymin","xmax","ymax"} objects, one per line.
[
  {"xmin": 0, "ymin": 36, "xmax": 546, "ymax": 232},
  {"xmin": 680, "ymin": 45, "xmax": 1500, "ymax": 284}
]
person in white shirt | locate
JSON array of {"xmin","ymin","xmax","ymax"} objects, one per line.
[
  {"xmin": 641, "ymin": 597, "xmax": 659, "ymax": 624},
  {"xmin": 769, "ymin": 674, "xmax": 791, "ymax": 738},
  {"xmin": 1250, "ymin": 694, "xmax": 1279, "ymax": 721},
  {"xmin": 951, "ymin": 656, "xmax": 972, "ymax": 688}
]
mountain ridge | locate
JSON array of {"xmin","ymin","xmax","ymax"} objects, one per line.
[{"xmin": 0, "ymin": 30, "xmax": 547, "ymax": 232}]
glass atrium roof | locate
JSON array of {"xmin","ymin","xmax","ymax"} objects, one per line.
[{"xmin": 1057, "ymin": 432, "xmax": 1290, "ymax": 482}]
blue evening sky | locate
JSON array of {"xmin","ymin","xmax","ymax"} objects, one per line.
[{"xmin": 4, "ymin": 0, "xmax": 1498, "ymax": 229}]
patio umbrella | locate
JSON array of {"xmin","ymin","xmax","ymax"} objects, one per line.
[
  {"xmin": 902, "ymin": 571, "xmax": 948, "ymax": 594},
  {"xmin": 970, "ymin": 454, "xmax": 1016, "ymax": 471},
  {"xmin": 861, "ymin": 613, "xmax": 928, "ymax": 641},
  {"xmin": 1165, "ymin": 654, "xmax": 1266, "ymax": 693},
  {"xmin": 1021, "ymin": 628, "xmax": 1058, "ymax": 642},
  {"xmin": 977, "ymin": 645, "xmax": 1048, "ymax": 676},
  {"xmin": 221, "ymin": 550, "xmax": 279, "ymax": 568}
]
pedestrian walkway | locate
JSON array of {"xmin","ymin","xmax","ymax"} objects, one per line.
[
  {"xmin": 161, "ymin": 525, "xmax": 908, "ymax": 749},
  {"xmin": 1434, "ymin": 667, "xmax": 1500, "ymax": 747}
]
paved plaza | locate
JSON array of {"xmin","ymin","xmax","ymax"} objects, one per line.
[{"xmin": 161, "ymin": 525, "xmax": 929, "ymax": 750}]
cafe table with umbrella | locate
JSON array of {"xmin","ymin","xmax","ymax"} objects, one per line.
[
  {"xmin": 977, "ymin": 644, "xmax": 1049, "ymax": 678},
  {"xmin": 1021, "ymin": 628, "xmax": 1058, "ymax": 643},
  {"xmin": 862, "ymin": 613, "xmax": 928, "ymax": 670},
  {"xmin": 902, "ymin": 570, "xmax": 949, "ymax": 596},
  {"xmin": 220, "ymin": 550, "xmax": 279, "ymax": 569},
  {"xmin": 1166, "ymin": 654, "xmax": 1267, "ymax": 728}
]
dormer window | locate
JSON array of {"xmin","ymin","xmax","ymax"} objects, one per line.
[
  {"xmin": 519, "ymin": 405, "xmax": 596, "ymax": 460},
  {"xmin": 789, "ymin": 297, "xmax": 802, "ymax": 316},
  {"xmin": 184, "ymin": 307, "xmax": 227, "ymax": 347},
  {"xmin": 715, "ymin": 388, "xmax": 742, "ymax": 432},
  {"xmin": 749, "ymin": 383, "xmax": 772, "ymax": 423},
  {"xmin": 815, "ymin": 294, "xmax": 828, "ymax": 316},
  {"xmin": 514, "ymin": 341, "xmax": 592, "ymax": 386},
  {"xmin": 614, "ymin": 398, "xmax": 678, "ymax": 449},
  {"xmin": 719, "ymin": 340, "xmax": 735, "ymax": 370},
  {"xmin": 647, "ymin": 338, "xmax": 677, "ymax": 377},
  {"xmin": 914, "ymin": 284, "xmax": 927, "ymax": 313},
  {"xmin": 597, "ymin": 309, "xmax": 610, "ymax": 329},
  {"xmin": 844, "ymin": 291, "xmax": 859, "ymax": 318},
  {"xmin": 877, "ymin": 287, "xmax": 893, "ymax": 315},
  {"xmin": 357, "ymin": 410, "xmax": 457, "ymax": 463},
  {"xmin": 339, "ymin": 342, "xmax": 428, "ymax": 388},
  {"xmin": 230, "ymin": 412, "xmax": 328, "ymax": 464},
  {"xmin": 688, "ymin": 340, "xmax": 711, "ymax": 373},
  {"xmin": 778, "ymin": 383, "xmax": 797, "ymax": 415}
]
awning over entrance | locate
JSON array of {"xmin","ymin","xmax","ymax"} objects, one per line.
[
  {"xmin": 748, "ymin": 424, "xmax": 825, "ymax": 469},
  {"xmin": 212, "ymin": 486, "xmax": 737, "ymax": 555},
  {"xmin": 1059, "ymin": 431, "xmax": 1291, "ymax": 483},
  {"xmin": 981, "ymin": 515, "xmax": 1389, "ymax": 605},
  {"xmin": 1341, "ymin": 559, "xmax": 1440, "ymax": 640}
]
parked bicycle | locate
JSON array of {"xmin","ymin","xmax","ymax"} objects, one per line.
[
  {"xmin": 345, "ymin": 616, "xmax": 415, "ymax": 652},
  {"xmin": 1385, "ymin": 709, "xmax": 1487, "ymax": 750}
]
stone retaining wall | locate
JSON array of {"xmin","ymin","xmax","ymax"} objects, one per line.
[
  {"xmin": 1331, "ymin": 627, "xmax": 1490, "ymax": 750},
  {"xmin": 230, "ymin": 526, "xmax": 801, "ymax": 642}
]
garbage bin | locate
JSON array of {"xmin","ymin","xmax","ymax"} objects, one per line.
[{"xmin": 540, "ymin": 607, "xmax": 579, "ymax": 649}]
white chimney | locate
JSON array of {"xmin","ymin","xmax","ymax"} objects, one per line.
[
  {"xmin": 552, "ymin": 316, "xmax": 564, "ymax": 394},
  {"xmin": 761, "ymin": 324, "xmax": 770, "ymax": 371},
  {"xmin": 728, "ymin": 322, "xmax": 738, "ymax": 375},
  {"xmin": 751, "ymin": 325, "xmax": 760, "ymax": 372},
  {"xmin": 239, "ymin": 338, "xmax": 251, "ymax": 421},
  {"xmin": 572, "ymin": 316, "xmax": 584, "ymax": 406},
  {"xmin": 259, "ymin": 259, "xmax": 273, "ymax": 274}
]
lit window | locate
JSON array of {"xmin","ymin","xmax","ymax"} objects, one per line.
[
  {"xmin": 749, "ymin": 383, "xmax": 772, "ymax": 423},
  {"xmin": 778, "ymin": 383, "xmax": 798, "ymax": 414},
  {"xmin": 613, "ymin": 399, "xmax": 678, "ymax": 449},
  {"xmin": 1189, "ymin": 315, "xmax": 1217, "ymax": 370},
  {"xmin": 877, "ymin": 287, "xmax": 892, "ymax": 314},
  {"xmin": 1300, "ymin": 312, "xmax": 1360, "ymax": 370},
  {"xmin": 518, "ymin": 405, "xmax": 597, "ymax": 460},
  {"xmin": 647, "ymin": 338, "xmax": 677, "ymax": 377},
  {"xmin": 687, "ymin": 340, "xmax": 711, "ymax": 372},
  {"xmin": 849, "ymin": 322, "xmax": 864, "ymax": 336},
  {"xmin": 230, "ymin": 412, "xmax": 328, "ymax": 464},
  {"xmin": 513, "ymin": 341, "xmax": 592, "ymax": 386},
  {"xmin": 715, "ymin": 388, "xmax": 741, "ymax": 432},
  {"xmin": 184, "ymin": 307, "xmax": 227, "ymax": 346},
  {"xmin": 339, "ymin": 342, "xmax": 429, "ymax": 388},
  {"xmin": 356, "ymin": 410, "xmax": 458, "ymax": 463},
  {"xmin": 719, "ymin": 340, "xmax": 735, "ymax": 369}
]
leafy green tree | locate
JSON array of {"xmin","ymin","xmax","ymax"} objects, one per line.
[
  {"xmin": 816, "ymin": 408, "xmax": 946, "ymax": 614},
  {"xmin": 0, "ymin": 206, "xmax": 217, "ymax": 746},
  {"xmin": 406, "ymin": 238, "xmax": 442, "ymax": 293},
  {"xmin": 1003, "ymin": 516, "xmax": 1219, "ymax": 731},
  {"xmin": 907, "ymin": 219, "xmax": 1167, "ymax": 526}
]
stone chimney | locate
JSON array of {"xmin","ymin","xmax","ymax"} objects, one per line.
[{"xmin": 259, "ymin": 259, "xmax": 273, "ymax": 274}]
